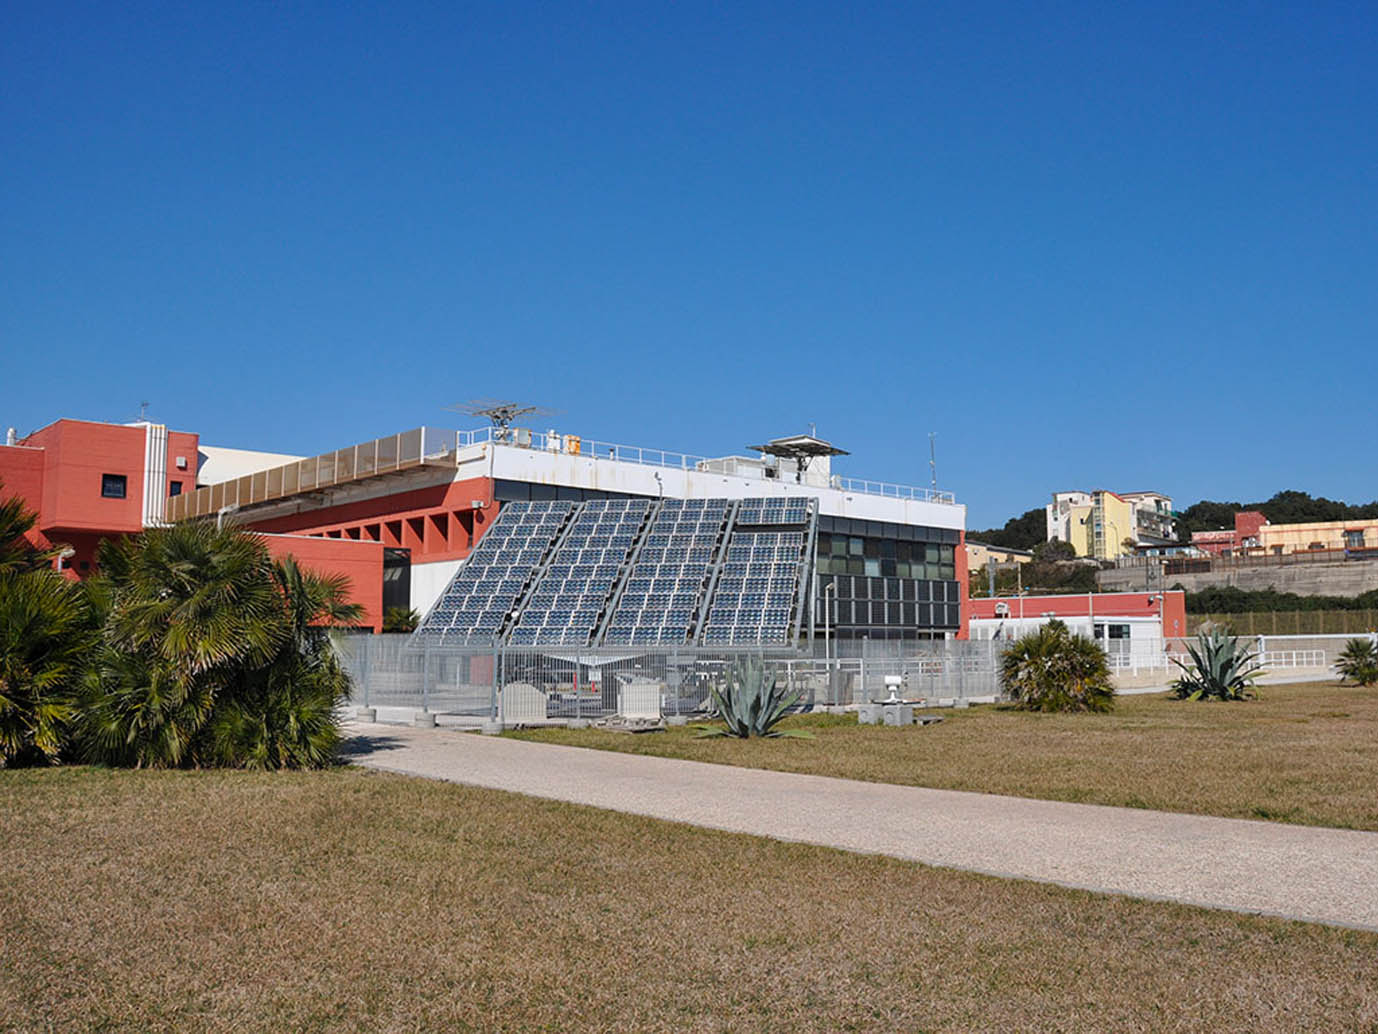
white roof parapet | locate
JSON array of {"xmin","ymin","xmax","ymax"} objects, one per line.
[{"xmin": 445, "ymin": 425, "xmax": 957, "ymax": 505}]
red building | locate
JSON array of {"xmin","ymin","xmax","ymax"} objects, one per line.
[
  {"xmin": 0, "ymin": 418, "xmax": 384, "ymax": 629},
  {"xmin": 1190, "ymin": 511, "xmax": 1268, "ymax": 557}
]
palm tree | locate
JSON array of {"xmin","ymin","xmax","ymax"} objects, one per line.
[
  {"xmin": 1000, "ymin": 620, "xmax": 1116, "ymax": 713},
  {"xmin": 0, "ymin": 569, "xmax": 92, "ymax": 765},
  {"xmin": 0, "ymin": 481, "xmax": 58, "ymax": 574},
  {"xmin": 203, "ymin": 556, "xmax": 362, "ymax": 768},
  {"xmin": 80, "ymin": 522, "xmax": 285, "ymax": 768}
]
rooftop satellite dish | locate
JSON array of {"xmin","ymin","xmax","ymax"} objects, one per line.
[{"xmin": 446, "ymin": 399, "xmax": 561, "ymax": 441}]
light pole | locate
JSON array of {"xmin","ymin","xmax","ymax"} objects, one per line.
[{"xmin": 822, "ymin": 580, "xmax": 837, "ymax": 703}]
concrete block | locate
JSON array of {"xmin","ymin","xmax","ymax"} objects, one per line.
[
  {"xmin": 500, "ymin": 682, "xmax": 547, "ymax": 724},
  {"xmin": 665, "ymin": 715, "xmax": 689, "ymax": 727},
  {"xmin": 567, "ymin": 718, "xmax": 591, "ymax": 730},
  {"xmin": 882, "ymin": 703, "xmax": 914, "ymax": 727},
  {"xmin": 412, "ymin": 710, "xmax": 437, "ymax": 728},
  {"xmin": 857, "ymin": 704, "xmax": 884, "ymax": 725},
  {"xmin": 354, "ymin": 707, "xmax": 377, "ymax": 722},
  {"xmin": 480, "ymin": 720, "xmax": 503, "ymax": 736}
]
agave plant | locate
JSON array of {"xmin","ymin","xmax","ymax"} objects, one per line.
[
  {"xmin": 1171, "ymin": 629, "xmax": 1264, "ymax": 701},
  {"xmin": 999, "ymin": 620, "xmax": 1115, "ymax": 713},
  {"xmin": 1335, "ymin": 637, "xmax": 1378, "ymax": 687},
  {"xmin": 695, "ymin": 656, "xmax": 811, "ymax": 738}
]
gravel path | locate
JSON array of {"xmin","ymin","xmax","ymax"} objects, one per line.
[{"xmin": 344, "ymin": 721, "xmax": 1378, "ymax": 931}]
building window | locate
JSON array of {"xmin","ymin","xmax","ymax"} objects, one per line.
[
  {"xmin": 101, "ymin": 474, "xmax": 127, "ymax": 499},
  {"xmin": 1345, "ymin": 530, "xmax": 1365, "ymax": 549},
  {"xmin": 169, "ymin": 480, "xmax": 183, "ymax": 497}
]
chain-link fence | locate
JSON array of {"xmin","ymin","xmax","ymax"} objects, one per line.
[
  {"xmin": 331, "ymin": 636, "xmax": 1007, "ymax": 722},
  {"xmin": 332, "ymin": 632, "xmax": 1367, "ymax": 724}
]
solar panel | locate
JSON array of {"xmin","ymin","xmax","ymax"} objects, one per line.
[{"xmin": 413, "ymin": 500, "xmax": 574, "ymax": 641}]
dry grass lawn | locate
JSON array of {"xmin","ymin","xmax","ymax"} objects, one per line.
[
  {"xmin": 1, "ymin": 766, "xmax": 1376, "ymax": 1033},
  {"xmin": 510, "ymin": 681, "xmax": 1378, "ymax": 830}
]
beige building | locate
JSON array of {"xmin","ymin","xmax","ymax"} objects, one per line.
[
  {"xmin": 1045, "ymin": 490, "xmax": 1177, "ymax": 560},
  {"xmin": 966, "ymin": 541, "xmax": 1033, "ymax": 568},
  {"xmin": 1255, "ymin": 519, "xmax": 1378, "ymax": 556}
]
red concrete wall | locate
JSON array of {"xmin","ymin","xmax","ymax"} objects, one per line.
[
  {"xmin": 260, "ymin": 534, "xmax": 385, "ymax": 632},
  {"xmin": 166, "ymin": 430, "xmax": 200, "ymax": 501},
  {"xmin": 24, "ymin": 420, "xmax": 147, "ymax": 535},
  {"xmin": 1235, "ymin": 510, "xmax": 1268, "ymax": 541},
  {"xmin": 246, "ymin": 476, "xmax": 497, "ymax": 564},
  {"xmin": 0, "ymin": 445, "xmax": 52, "ymax": 557},
  {"xmin": 969, "ymin": 590, "xmax": 1187, "ymax": 638}
]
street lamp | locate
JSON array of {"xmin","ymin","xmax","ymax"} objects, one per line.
[{"xmin": 822, "ymin": 580, "xmax": 838, "ymax": 705}]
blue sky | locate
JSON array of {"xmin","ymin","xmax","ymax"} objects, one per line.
[{"xmin": 2, "ymin": 1, "xmax": 1374, "ymax": 527}]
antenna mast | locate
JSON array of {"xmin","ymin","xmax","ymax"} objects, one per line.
[
  {"xmin": 446, "ymin": 399, "xmax": 560, "ymax": 442},
  {"xmin": 929, "ymin": 432, "xmax": 937, "ymax": 491}
]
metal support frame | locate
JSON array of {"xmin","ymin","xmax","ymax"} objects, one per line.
[
  {"xmin": 692, "ymin": 499, "xmax": 741, "ymax": 645},
  {"xmin": 789, "ymin": 501, "xmax": 820, "ymax": 645},
  {"xmin": 497, "ymin": 501, "xmax": 581, "ymax": 644},
  {"xmin": 591, "ymin": 499, "xmax": 661, "ymax": 646}
]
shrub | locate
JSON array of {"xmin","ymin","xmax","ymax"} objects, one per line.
[
  {"xmin": 78, "ymin": 525, "xmax": 359, "ymax": 769},
  {"xmin": 1170, "ymin": 630, "xmax": 1264, "ymax": 701},
  {"xmin": 695, "ymin": 656, "xmax": 810, "ymax": 738},
  {"xmin": 999, "ymin": 620, "xmax": 1115, "ymax": 713},
  {"xmin": 1335, "ymin": 637, "xmax": 1378, "ymax": 687},
  {"xmin": 0, "ymin": 570, "xmax": 93, "ymax": 766},
  {"xmin": 383, "ymin": 606, "xmax": 420, "ymax": 633}
]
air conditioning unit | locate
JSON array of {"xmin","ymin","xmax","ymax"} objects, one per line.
[{"xmin": 471, "ymin": 500, "xmax": 486, "ymax": 509}]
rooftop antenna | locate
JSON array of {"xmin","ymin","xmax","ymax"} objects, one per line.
[
  {"xmin": 929, "ymin": 432, "xmax": 937, "ymax": 491},
  {"xmin": 446, "ymin": 398, "xmax": 560, "ymax": 442},
  {"xmin": 138, "ymin": 401, "xmax": 150, "ymax": 421}
]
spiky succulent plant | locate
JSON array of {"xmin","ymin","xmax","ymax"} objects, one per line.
[
  {"xmin": 1171, "ymin": 630, "xmax": 1264, "ymax": 701},
  {"xmin": 695, "ymin": 655, "xmax": 810, "ymax": 738}
]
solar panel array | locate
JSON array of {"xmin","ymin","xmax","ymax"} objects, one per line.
[
  {"xmin": 416, "ymin": 501, "xmax": 573, "ymax": 642},
  {"xmin": 508, "ymin": 498, "xmax": 652, "ymax": 645},
  {"xmin": 703, "ymin": 499, "xmax": 815, "ymax": 645},
  {"xmin": 735, "ymin": 496, "xmax": 813, "ymax": 527},
  {"xmin": 604, "ymin": 498, "xmax": 732, "ymax": 645}
]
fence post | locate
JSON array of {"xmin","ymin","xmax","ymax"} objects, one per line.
[
  {"xmin": 491, "ymin": 643, "xmax": 500, "ymax": 722},
  {"xmin": 360, "ymin": 637, "xmax": 370, "ymax": 709},
  {"xmin": 421, "ymin": 640, "xmax": 431, "ymax": 714}
]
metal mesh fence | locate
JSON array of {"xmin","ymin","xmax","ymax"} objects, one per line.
[
  {"xmin": 332, "ymin": 636, "xmax": 1007, "ymax": 721},
  {"xmin": 332, "ymin": 632, "xmax": 1366, "ymax": 723}
]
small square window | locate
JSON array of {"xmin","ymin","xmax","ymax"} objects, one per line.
[
  {"xmin": 101, "ymin": 474, "xmax": 127, "ymax": 499},
  {"xmin": 169, "ymin": 480, "xmax": 183, "ymax": 497}
]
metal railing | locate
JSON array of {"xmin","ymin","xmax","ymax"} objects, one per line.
[
  {"xmin": 445, "ymin": 426, "xmax": 959, "ymax": 504},
  {"xmin": 169, "ymin": 427, "xmax": 439, "ymax": 521},
  {"xmin": 171, "ymin": 424, "xmax": 961, "ymax": 522}
]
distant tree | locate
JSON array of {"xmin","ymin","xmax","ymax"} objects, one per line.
[
  {"xmin": 1175, "ymin": 500, "xmax": 1244, "ymax": 543},
  {"xmin": 969, "ymin": 507, "xmax": 1046, "ymax": 551},
  {"xmin": 1176, "ymin": 491, "xmax": 1378, "ymax": 543},
  {"xmin": 1032, "ymin": 539, "xmax": 1077, "ymax": 563}
]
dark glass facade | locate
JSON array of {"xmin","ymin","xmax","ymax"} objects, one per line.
[{"xmin": 814, "ymin": 516, "xmax": 960, "ymax": 639}]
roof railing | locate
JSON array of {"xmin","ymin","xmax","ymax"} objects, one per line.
[{"xmin": 168, "ymin": 424, "xmax": 959, "ymax": 522}]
